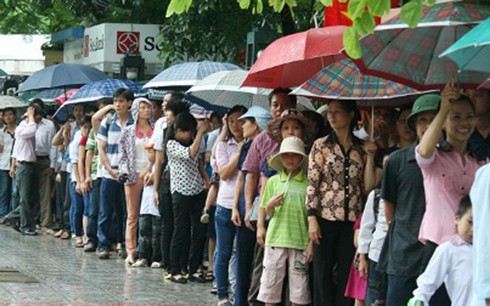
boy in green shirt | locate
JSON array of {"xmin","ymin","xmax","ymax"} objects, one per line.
[{"xmin": 258, "ymin": 136, "xmax": 312, "ymax": 306}]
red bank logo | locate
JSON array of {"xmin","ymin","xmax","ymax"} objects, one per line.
[{"xmin": 117, "ymin": 31, "xmax": 140, "ymax": 54}]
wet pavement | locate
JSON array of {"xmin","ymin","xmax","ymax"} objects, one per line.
[{"xmin": 0, "ymin": 225, "xmax": 215, "ymax": 305}]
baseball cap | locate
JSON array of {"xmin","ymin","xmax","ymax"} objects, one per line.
[
  {"xmin": 238, "ymin": 106, "xmax": 272, "ymax": 132},
  {"xmin": 407, "ymin": 94, "xmax": 440, "ymax": 131}
]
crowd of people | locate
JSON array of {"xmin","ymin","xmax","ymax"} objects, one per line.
[{"xmin": 0, "ymin": 85, "xmax": 489, "ymax": 306}]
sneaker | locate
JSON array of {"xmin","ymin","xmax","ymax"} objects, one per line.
[
  {"xmin": 83, "ymin": 242, "xmax": 97, "ymax": 252},
  {"xmin": 200, "ymin": 209, "xmax": 209, "ymax": 224},
  {"xmin": 132, "ymin": 259, "xmax": 149, "ymax": 267},
  {"xmin": 98, "ymin": 249, "xmax": 110, "ymax": 259},
  {"xmin": 150, "ymin": 262, "xmax": 161, "ymax": 269}
]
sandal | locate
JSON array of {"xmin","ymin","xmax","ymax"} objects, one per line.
[
  {"xmin": 205, "ymin": 270, "xmax": 214, "ymax": 282},
  {"xmin": 188, "ymin": 272, "xmax": 206, "ymax": 283},
  {"xmin": 171, "ymin": 274, "xmax": 187, "ymax": 284},
  {"xmin": 74, "ymin": 237, "xmax": 84, "ymax": 248}
]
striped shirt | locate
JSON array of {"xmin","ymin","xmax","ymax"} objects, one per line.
[
  {"xmin": 97, "ymin": 113, "xmax": 134, "ymax": 180},
  {"xmin": 260, "ymin": 170, "xmax": 309, "ymax": 250}
]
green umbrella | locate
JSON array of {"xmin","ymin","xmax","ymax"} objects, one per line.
[
  {"xmin": 439, "ymin": 17, "xmax": 490, "ymax": 75},
  {"xmin": 0, "ymin": 68, "xmax": 7, "ymax": 77}
]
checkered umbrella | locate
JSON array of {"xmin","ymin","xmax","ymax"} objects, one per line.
[
  {"xmin": 292, "ymin": 59, "xmax": 422, "ymax": 100},
  {"xmin": 352, "ymin": 1, "xmax": 490, "ymax": 90},
  {"xmin": 143, "ymin": 61, "xmax": 241, "ymax": 89},
  {"xmin": 65, "ymin": 79, "xmax": 146, "ymax": 104}
]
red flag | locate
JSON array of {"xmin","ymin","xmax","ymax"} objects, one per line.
[{"xmin": 324, "ymin": 0, "xmax": 401, "ymax": 27}]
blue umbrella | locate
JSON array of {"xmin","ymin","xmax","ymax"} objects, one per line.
[
  {"xmin": 53, "ymin": 79, "xmax": 146, "ymax": 122},
  {"xmin": 18, "ymin": 63, "xmax": 109, "ymax": 92},
  {"xmin": 143, "ymin": 61, "xmax": 241, "ymax": 89},
  {"xmin": 65, "ymin": 79, "xmax": 146, "ymax": 104},
  {"xmin": 440, "ymin": 17, "xmax": 490, "ymax": 75}
]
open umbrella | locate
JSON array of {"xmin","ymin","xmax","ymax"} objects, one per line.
[
  {"xmin": 187, "ymin": 70, "xmax": 271, "ymax": 109},
  {"xmin": 0, "ymin": 95, "xmax": 28, "ymax": 109},
  {"xmin": 292, "ymin": 59, "xmax": 423, "ymax": 100},
  {"xmin": 0, "ymin": 68, "xmax": 7, "ymax": 77},
  {"xmin": 54, "ymin": 88, "xmax": 79, "ymax": 105},
  {"xmin": 64, "ymin": 79, "xmax": 146, "ymax": 105},
  {"xmin": 242, "ymin": 26, "xmax": 346, "ymax": 89},
  {"xmin": 29, "ymin": 87, "xmax": 78, "ymax": 104},
  {"xmin": 143, "ymin": 61, "xmax": 241, "ymax": 90},
  {"xmin": 18, "ymin": 63, "xmax": 109, "ymax": 92},
  {"xmin": 352, "ymin": 1, "xmax": 490, "ymax": 90},
  {"xmin": 439, "ymin": 17, "xmax": 490, "ymax": 75}
]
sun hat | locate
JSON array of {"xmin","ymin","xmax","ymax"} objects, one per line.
[
  {"xmin": 407, "ymin": 94, "xmax": 441, "ymax": 131},
  {"xmin": 267, "ymin": 109, "xmax": 317, "ymax": 145},
  {"xmin": 238, "ymin": 106, "xmax": 273, "ymax": 132},
  {"xmin": 269, "ymin": 136, "xmax": 308, "ymax": 172}
]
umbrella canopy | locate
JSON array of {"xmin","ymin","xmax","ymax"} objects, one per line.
[
  {"xmin": 187, "ymin": 70, "xmax": 271, "ymax": 109},
  {"xmin": 54, "ymin": 88, "xmax": 80, "ymax": 105},
  {"xmin": 29, "ymin": 87, "xmax": 78, "ymax": 104},
  {"xmin": 18, "ymin": 63, "xmax": 109, "ymax": 92},
  {"xmin": 352, "ymin": 1, "xmax": 490, "ymax": 90},
  {"xmin": 0, "ymin": 95, "xmax": 28, "ymax": 109},
  {"xmin": 65, "ymin": 79, "xmax": 146, "ymax": 105},
  {"xmin": 242, "ymin": 26, "xmax": 346, "ymax": 89},
  {"xmin": 0, "ymin": 68, "xmax": 7, "ymax": 77},
  {"xmin": 439, "ymin": 17, "xmax": 490, "ymax": 75},
  {"xmin": 143, "ymin": 61, "xmax": 241, "ymax": 89},
  {"xmin": 292, "ymin": 59, "xmax": 422, "ymax": 100}
]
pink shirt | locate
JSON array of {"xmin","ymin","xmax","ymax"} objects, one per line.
[
  {"xmin": 242, "ymin": 130, "xmax": 279, "ymax": 194},
  {"xmin": 416, "ymin": 145, "xmax": 481, "ymax": 245},
  {"xmin": 216, "ymin": 138, "xmax": 240, "ymax": 209},
  {"xmin": 13, "ymin": 120, "xmax": 37, "ymax": 163}
]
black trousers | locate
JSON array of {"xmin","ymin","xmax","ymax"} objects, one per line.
[
  {"xmin": 169, "ymin": 191, "xmax": 206, "ymax": 275},
  {"xmin": 313, "ymin": 218, "xmax": 355, "ymax": 306},
  {"xmin": 16, "ymin": 162, "xmax": 36, "ymax": 231},
  {"xmin": 158, "ymin": 177, "xmax": 173, "ymax": 267},
  {"xmin": 139, "ymin": 214, "xmax": 162, "ymax": 262}
]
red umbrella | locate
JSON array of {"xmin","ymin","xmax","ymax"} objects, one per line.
[
  {"xmin": 54, "ymin": 88, "xmax": 79, "ymax": 106},
  {"xmin": 242, "ymin": 26, "xmax": 346, "ymax": 89}
]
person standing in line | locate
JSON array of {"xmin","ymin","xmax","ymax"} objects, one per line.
[
  {"xmin": 467, "ymin": 88, "xmax": 490, "ymax": 162},
  {"xmin": 12, "ymin": 104, "xmax": 44, "ymax": 236},
  {"xmin": 0, "ymin": 108, "xmax": 17, "ymax": 223},
  {"xmin": 95, "ymin": 88, "xmax": 134, "ymax": 259},
  {"xmin": 30, "ymin": 99, "xmax": 56, "ymax": 233},
  {"xmin": 119, "ymin": 97, "xmax": 154, "ymax": 265},
  {"xmin": 377, "ymin": 94, "xmax": 448, "ymax": 306}
]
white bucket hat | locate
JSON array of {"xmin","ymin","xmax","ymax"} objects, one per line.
[{"xmin": 269, "ymin": 136, "xmax": 308, "ymax": 172}]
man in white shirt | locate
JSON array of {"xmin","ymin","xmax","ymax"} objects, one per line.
[{"xmin": 30, "ymin": 99, "xmax": 56, "ymax": 231}]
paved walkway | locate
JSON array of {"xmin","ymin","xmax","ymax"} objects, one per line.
[{"xmin": 0, "ymin": 225, "xmax": 215, "ymax": 305}]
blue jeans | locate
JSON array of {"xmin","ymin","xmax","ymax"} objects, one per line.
[
  {"xmin": 98, "ymin": 178, "xmax": 126, "ymax": 250},
  {"xmin": 70, "ymin": 181, "xmax": 84, "ymax": 236},
  {"xmin": 214, "ymin": 205, "xmax": 236, "ymax": 300},
  {"xmin": 86, "ymin": 179, "xmax": 100, "ymax": 244},
  {"xmin": 234, "ymin": 190, "xmax": 256, "ymax": 306},
  {"xmin": 0, "ymin": 170, "xmax": 14, "ymax": 217},
  {"xmin": 365, "ymin": 259, "xmax": 387, "ymax": 305},
  {"xmin": 386, "ymin": 274, "xmax": 417, "ymax": 306}
]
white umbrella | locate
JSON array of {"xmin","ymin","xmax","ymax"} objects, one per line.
[
  {"xmin": 0, "ymin": 95, "xmax": 28, "ymax": 109},
  {"xmin": 187, "ymin": 70, "xmax": 315, "ymax": 111}
]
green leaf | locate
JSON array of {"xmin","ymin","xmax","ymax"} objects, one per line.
[
  {"xmin": 360, "ymin": 10, "xmax": 375, "ymax": 34},
  {"xmin": 348, "ymin": 0, "xmax": 367, "ymax": 20},
  {"xmin": 238, "ymin": 0, "xmax": 251, "ymax": 9},
  {"xmin": 166, "ymin": 0, "xmax": 192, "ymax": 17},
  {"xmin": 285, "ymin": 0, "xmax": 297, "ymax": 7},
  {"xmin": 256, "ymin": 0, "xmax": 264, "ymax": 13},
  {"xmin": 338, "ymin": 0, "xmax": 348, "ymax": 3},
  {"xmin": 400, "ymin": 1, "xmax": 423, "ymax": 28},
  {"xmin": 427, "ymin": 0, "xmax": 436, "ymax": 5},
  {"xmin": 352, "ymin": 18, "xmax": 367, "ymax": 36},
  {"xmin": 319, "ymin": 0, "xmax": 333, "ymax": 6},
  {"xmin": 367, "ymin": 0, "xmax": 390, "ymax": 16},
  {"xmin": 343, "ymin": 27, "xmax": 362, "ymax": 59},
  {"xmin": 269, "ymin": 0, "xmax": 285, "ymax": 12}
]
